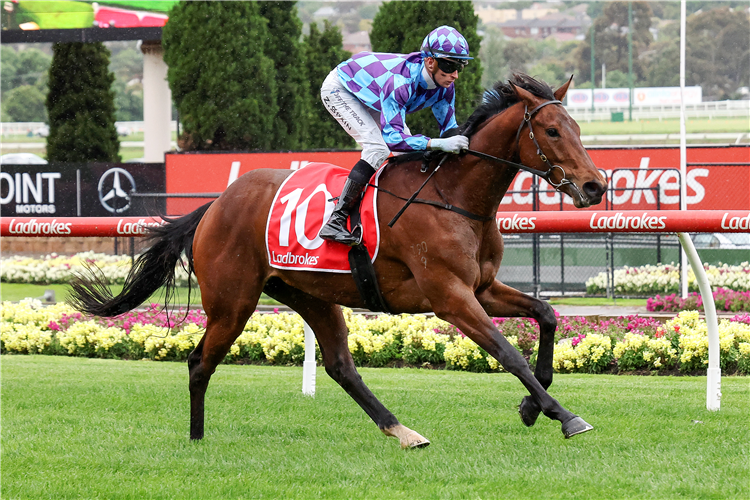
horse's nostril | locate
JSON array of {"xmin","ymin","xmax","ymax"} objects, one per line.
[{"xmin": 582, "ymin": 181, "xmax": 606, "ymax": 199}]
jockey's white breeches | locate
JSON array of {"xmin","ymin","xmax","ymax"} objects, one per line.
[{"xmin": 321, "ymin": 69, "xmax": 410, "ymax": 169}]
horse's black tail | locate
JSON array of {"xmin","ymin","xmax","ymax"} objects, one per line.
[{"xmin": 68, "ymin": 202, "xmax": 214, "ymax": 317}]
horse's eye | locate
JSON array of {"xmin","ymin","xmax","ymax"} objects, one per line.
[{"xmin": 546, "ymin": 128, "xmax": 559, "ymax": 138}]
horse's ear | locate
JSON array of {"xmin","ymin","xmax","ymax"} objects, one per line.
[
  {"xmin": 510, "ymin": 82, "xmax": 537, "ymax": 105},
  {"xmin": 554, "ymin": 75, "xmax": 574, "ymax": 101}
]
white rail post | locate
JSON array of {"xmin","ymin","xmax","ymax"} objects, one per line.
[
  {"xmin": 302, "ymin": 321, "xmax": 317, "ymax": 396},
  {"xmin": 679, "ymin": 0, "xmax": 689, "ymax": 299},
  {"xmin": 677, "ymin": 233, "xmax": 721, "ymax": 411}
]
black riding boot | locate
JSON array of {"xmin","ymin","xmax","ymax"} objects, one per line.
[
  {"xmin": 319, "ymin": 159, "xmax": 375, "ymax": 246},
  {"xmin": 319, "ymin": 178, "xmax": 366, "ymax": 246}
]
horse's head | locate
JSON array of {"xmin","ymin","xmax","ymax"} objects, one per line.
[{"xmin": 510, "ymin": 77, "xmax": 607, "ymax": 208}]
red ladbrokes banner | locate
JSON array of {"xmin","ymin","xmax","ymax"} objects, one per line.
[
  {"xmin": 165, "ymin": 145, "xmax": 749, "ymax": 215},
  {"xmin": 265, "ymin": 163, "xmax": 380, "ymax": 273}
]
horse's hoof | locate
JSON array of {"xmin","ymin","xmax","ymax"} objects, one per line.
[
  {"xmin": 403, "ymin": 430, "xmax": 431, "ymax": 449},
  {"xmin": 518, "ymin": 396, "xmax": 541, "ymax": 427},
  {"xmin": 561, "ymin": 416, "xmax": 593, "ymax": 438},
  {"xmin": 382, "ymin": 424, "xmax": 431, "ymax": 449}
]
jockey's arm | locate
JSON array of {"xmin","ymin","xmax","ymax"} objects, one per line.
[
  {"xmin": 425, "ymin": 92, "xmax": 467, "ymax": 153},
  {"xmin": 430, "ymin": 87, "xmax": 459, "ymax": 136},
  {"xmin": 378, "ymin": 86, "xmax": 466, "ymax": 153},
  {"xmin": 379, "ymin": 95, "xmax": 430, "ymax": 152}
]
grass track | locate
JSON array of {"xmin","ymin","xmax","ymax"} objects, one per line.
[
  {"xmin": 2, "ymin": 356, "xmax": 748, "ymax": 499},
  {"xmin": 1, "ymin": 283, "xmax": 646, "ymax": 308}
]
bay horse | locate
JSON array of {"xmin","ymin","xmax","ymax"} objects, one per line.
[{"xmin": 70, "ymin": 74, "xmax": 607, "ymax": 449}]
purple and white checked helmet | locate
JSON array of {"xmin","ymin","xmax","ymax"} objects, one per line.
[{"xmin": 420, "ymin": 25, "xmax": 473, "ymax": 60}]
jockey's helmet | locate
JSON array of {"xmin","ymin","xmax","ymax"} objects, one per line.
[{"xmin": 420, "ymin": 26, "xmax": 473, "ymax": 61}]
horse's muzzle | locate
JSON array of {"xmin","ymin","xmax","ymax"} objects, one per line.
[{"xmin": 582, "ymin": 180, "xmax": 607, "ymax": 206}]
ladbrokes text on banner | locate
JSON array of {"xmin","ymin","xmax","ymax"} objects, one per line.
[{"xmin": 165, "ymin": 145, "xmax": 749, "ymax": 215}]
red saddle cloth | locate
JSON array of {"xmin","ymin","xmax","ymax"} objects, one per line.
[{"xmin": 265, "ymin": 163, "xmax": 381, "ymax": 273}]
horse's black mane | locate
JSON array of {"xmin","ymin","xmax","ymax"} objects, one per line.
[
  {"xmin": 460, "ymin": 73, "xmax": 555, "ymax": 138},
  {"xmin": 388, "ymin": 73, "xmax": 555, "ymax": 166}
]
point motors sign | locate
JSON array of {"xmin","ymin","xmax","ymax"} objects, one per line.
[{"xmin": 0, "ymin": 163, "xmax": 165, "ymax": 217}]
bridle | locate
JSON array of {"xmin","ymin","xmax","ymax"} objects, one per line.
[{"xmin": 465, "ymin": 99, "xmax": 583, "ymax": 198}]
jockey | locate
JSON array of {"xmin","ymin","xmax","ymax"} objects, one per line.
[{"xmin": 319, "ymin": 25, "xmax": 473, "ymax": 246}]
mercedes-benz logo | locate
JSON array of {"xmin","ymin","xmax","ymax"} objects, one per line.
[{"xmin": 98, "ymin": 167, "xmax": 136, "ymax": 214}]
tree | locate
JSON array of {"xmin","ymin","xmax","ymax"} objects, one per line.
[
  {"xmin": 641, "ymin": 6, "xmax": 749, "ymax": 98},
  {"xmin": 257, "ymin": 1, "xmax": 310, "ymax": 150},
  {"xmin": 46, "ymin": 42, "xmax": 120, "ymax": 162},
  {"xmin": 1, "ymin": 46, "xmax": 20, "ymax": 98},
  {"xmin": 575, "ymin": 2, "xmax": 653, "ymax": 86},
  {"xmin": 479, "ymin": 26, "xmax": 507, "ymax": 89},
  {"xmin": 370, "ymin": 0, "xmax": 483, "ymax": 138},
  {"xmin": 503, "ymin": 39, "xmax": 536, "ymax": 74},
  {"xmin": 162, "ymin": 1, "xmax": 277, "ymax": 151},
  {"xmin": 303, "ymin": 21, "xmax": 355, "ymax": 149},
  {"xmin": 686, "ymin": 7, "xmax": 749, "ymax": 100},
  {"xmin": 3, "ymin": 85, "xmax": 47, "ymax": 122},
  {"xmin": 643, "ymin": 40, "xmax": 679, "ymax": 87},
  {"xmin": 17, "ymin": 48, "xmax": 52, "ymax": 89},
  {"xmin": 113, "ymin": 80, "xmax": 143, "ymax": 121}
]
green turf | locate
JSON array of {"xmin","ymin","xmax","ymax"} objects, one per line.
[
  {"xmin": 0, "ymin": 282, "xmax": 280, "ymax": 306},
  {"xmin": 2, "ymin": 356, "xmax": 748, "ymax": 499},
  {"xmin": 0, "ymin": 146, "xmax": 145, "ymax": 161},
  {"xmin": 577, "ymin": 117, "xmax": 750, "ymax": 135}
]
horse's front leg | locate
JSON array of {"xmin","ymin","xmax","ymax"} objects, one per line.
[
  {"xmin": 429, "ymin": 282, "xmax": 592, "ymax": 438},
  {"xmin": 476, "ymin": 279, "xmax": 556, "ymax": 428}
]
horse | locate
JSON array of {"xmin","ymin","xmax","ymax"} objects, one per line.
[{"xmin": 69, "ymin": 74, "xmax": 608, "ymax": 449}]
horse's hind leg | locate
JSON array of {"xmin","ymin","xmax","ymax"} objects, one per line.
[
  {"xmin": 477, "ymin": 280, "xmax": 590, "ymax": 436},
  {"xmin": 264, "ymin": 278, "xmax": 429, "ymax": 449},
  {"xmin": 188, "ymin": 280, "xmax": 262, "ymax": 440}
]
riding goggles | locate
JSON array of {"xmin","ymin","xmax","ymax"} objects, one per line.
[{"xmin": 435, "ymin": 57, "xmax": 468, "ymax": 74}]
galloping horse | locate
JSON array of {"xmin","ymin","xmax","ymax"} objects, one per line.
[{"xmin": 70, "ymin": 74, "xmax": 607, "ymax": 449}]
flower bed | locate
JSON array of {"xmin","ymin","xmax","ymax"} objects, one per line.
[
  {"xmin": 0, "ymin": 251, "xmax": 194, "ymax": 286},
  {"xmin": 647, "ymin": 288, "xmax": 750, "ymax": 313},
  {"xmin": 586, "ymin": 262, "xmax": 750, "ymax": 296},
  {"xmin": 3, "ymin": 300, "xmax": 749, "ymax": 375}
]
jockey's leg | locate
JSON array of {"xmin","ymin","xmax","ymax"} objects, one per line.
[
  {"xmin": 318, "ymin": 159, "xmax": 374, "ymax": 246},
  {"xmin": 319, "ymin": 69, "xmax": 389, "ymax": 246}
]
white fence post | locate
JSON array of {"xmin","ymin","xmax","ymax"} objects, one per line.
[
  {"xmin": 302, "ymin": 321, "xmax": 316, "ymax": 396},
  {"xmin": 677, "ymin": 232, "xmax": 721, "ymax": 411}
]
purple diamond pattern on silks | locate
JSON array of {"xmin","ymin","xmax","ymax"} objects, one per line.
[
  {"xmin": 335, "ymin": 49, "xmax": 459, "ymax": 152},
  {"xmin": 366, "ymin": 80, "xmax": 381, "ymax": 99},
  {"xmin": 346, "ymin": 80, "xmax": 362, "ymax": 94},
  {"xmin": 440, "ymin": 109, "xmax": 454, "ymax": 129},
  {"xmin": 340, "ymin": 61, "xmax": 359, "ymax": 79},
  {"xmin": 421, "ymin": 26, "xmax": 470, "ymax": 58},
  {"xmin": 364, "ymin": 61, "xmax": 388, "ymax": 78},
  {"xmin": 389, "ymin": 113, "xmax": 404, "ymax": 131},
  {"xmin": 394, "ymin": 85, "xmax": 410, "ymax": 105}
]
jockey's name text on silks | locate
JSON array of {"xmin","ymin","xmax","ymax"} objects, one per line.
[{"xmin": 270, "ymin": 251, "xmax": 320, "ymax": 266}]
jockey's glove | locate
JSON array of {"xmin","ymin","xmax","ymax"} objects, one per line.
[{"xmin": 428, "ymin": 135, "xmax": 469, "ymax": 154}]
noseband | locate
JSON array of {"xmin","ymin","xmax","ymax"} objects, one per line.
[{"xmin": 466, "ymin": 99, "xmax": 583, "ymax": 198}]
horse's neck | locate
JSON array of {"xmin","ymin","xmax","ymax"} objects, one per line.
[{"xmin": 438, "ymin": 104, "xmax": 524, "ymax": 217}]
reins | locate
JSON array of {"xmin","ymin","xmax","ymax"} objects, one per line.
[{"xmin": 384, "ymin": 98, "xmax": 583, "ymax": 227}]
